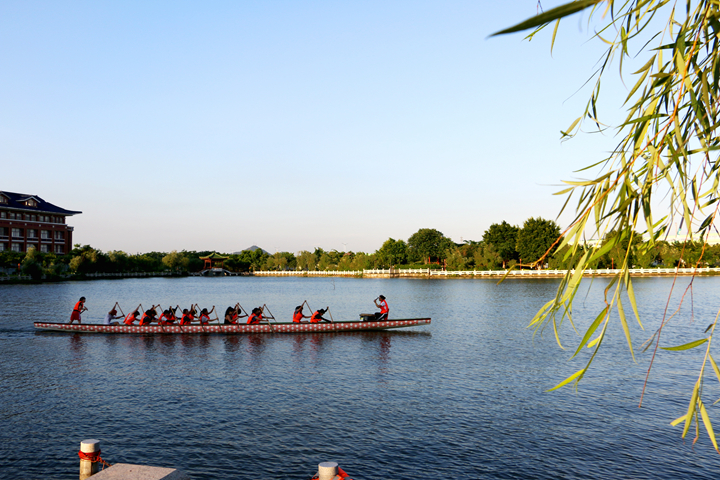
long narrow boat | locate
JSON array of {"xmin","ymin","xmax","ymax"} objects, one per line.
[{"xmin": 33, "ymin": 318, "xmax": 431, "ymax": 334}]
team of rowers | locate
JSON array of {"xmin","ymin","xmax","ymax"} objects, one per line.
[{"xmin": 69, "ymin": 295, "xmax": 390, "ymax": 326}]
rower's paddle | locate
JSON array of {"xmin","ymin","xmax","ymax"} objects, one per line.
[
  {"xmin": 210, "ymin": 306, "xmax": 221, "ymax": 328},
  {"xmin": 114, "ymin": 301, "xmax": 125, "ymax": 318},
  {"xmin": 261, "ymin": 304, "xmax": 275, "ymax": 333},
  {"xmin": 326, "ymin": 306, "xmax": 335, "ymax": 324},
  {"xmin": 237, "ymin": 303, "xmax": 250, "ymax": 324},
  {"xmin": 155, "ymin": 304, "xmax": 165, "ymax": 332}
]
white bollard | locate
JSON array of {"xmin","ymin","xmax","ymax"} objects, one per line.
[
  {"xmin": 79, "ymin": 439, "xmax": 101, "ymax": 480},
  {"xmin": 318, "ymin": 462, "xmax": 338, "ymax": 480}
]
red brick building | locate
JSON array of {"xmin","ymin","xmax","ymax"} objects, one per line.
[{"xmin": 0, "ymin": 191, "xmax": 81, "ymax": 254}]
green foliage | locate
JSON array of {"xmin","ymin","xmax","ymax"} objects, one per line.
[
  {"xmin": 497, "ymin": 0, "xmax": 720, "ymax": 451},
  {"xmin": 162, "ymin": 250, "xmax": 189, "ymax": 271},
  {"xmin": 515, "ymin": 217, "xmax": 561, "ymax": 266},
  {"xmin": 473, "ymin": 242, "xmax": 503, "ymax": 270},
  {"xmin": 296, "ymin": 250, "xmax": 316, "ymax": 271},
  {"xmin": 483, "ymin": 221, "xmax": 520, "ymax": 267},
  {"xmin": 375, "ymin": 238, "xmax": 408, "ymax": 268},
  {"xmin": 407, "ymin": 228, "xmax": 454, "ymax": 263}
]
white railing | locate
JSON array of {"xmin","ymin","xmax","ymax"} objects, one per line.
[
  {"xmin": 427, "ymin": 267, "xmax": 720, "ymax": 276},
  {"xmin": 253, "ymin": 270, "xmax": 362, "ymax": 276},
  {"xmin": 253, "ymin": 267, "xmax": 720, "ymax": 277},
  {"xmin": 84, "ymin": 271, "xmax": 174, "ymax": 278}
]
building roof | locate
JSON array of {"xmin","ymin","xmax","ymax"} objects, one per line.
[
  {"xmin": 199, "ymin": 252, "xmax": 229, "ymax": 260},
  {"xmin": 0, "ymin": 191, "xmax": 82, "ymax": 216}
]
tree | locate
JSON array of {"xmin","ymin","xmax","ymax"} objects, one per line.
[
  {"xmin": 162, "ymin": 250, "xmax": 189, "ymax": 272},
  {"xmin": 473, "ymin": 242, "xmax": 503, "ymax": 270},
  {"xmin": 375, "ymin": 238, "xmax": 408, "ymax": 267},
  {"xmin": 482, "ymin": 221, "xmax": 519, "ymax": 268},
  {"xmin": 515, "ymin": 217, "xmax": 561, "ymax": 267},
  {"xmin": 407, "ymin": 228, "xmax": 454, "ymax": 263},
  {"xmin": 296, "ymin": 250, "xmax": 316, "ymax": 271},
  {"xmin": 495, "ymin": 0, "xmax": 720, "ymax": 450}
]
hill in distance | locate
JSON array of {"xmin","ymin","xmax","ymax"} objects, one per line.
[{"xmin": 233, "ymin": 245, "xmax": 270, "ymax": 255}]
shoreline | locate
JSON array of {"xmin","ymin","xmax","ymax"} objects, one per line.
[{"xmin": 2, "ymin": 267, "xmax": 718, "ymax": 285}]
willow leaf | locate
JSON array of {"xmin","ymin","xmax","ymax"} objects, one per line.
[
  {"xmin": 700, "ymin": 401, "xmax": 720, "ymax": 453},
  {"xmin": 617, "ymin": 297, "xmax": 636, "ymax": 362},
  {"xmin": 573, "ymin": 306, "xmax": 609, "ymax": 358},
  {"xmin": 546, "ymin": 368, "xmax": 586, "ymax": 392},
  {"xmin": 661, "ymin": 338, "xmax": 709, "ymax": 351},
  {"xmin": 491, "ymin": 0, "xmax": 602, "ymax": 36},
  {"xmin": 627, "ymin": 278, "xmax": 642, "ymax": 328},
  {"xmin": 709, "ymin": 354, "xmax": 720, "ymax": 385},
  {"xmin": 683, "ymin": 382, "xmax": 701, "ymax": 438}
]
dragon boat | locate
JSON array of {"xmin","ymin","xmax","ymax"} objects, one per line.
[{"xmin": 33, "ymin": 317, "xmax": 431, "ymax": 334}]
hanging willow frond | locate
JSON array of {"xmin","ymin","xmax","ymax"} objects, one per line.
[{"xmin": 495, "ymin": 0, "xmax": 720, "ymax": 453}]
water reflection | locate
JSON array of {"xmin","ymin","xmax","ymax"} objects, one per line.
[{"xmin": 5, "ymin": 277, "xmax": 720, "ymax": 480}]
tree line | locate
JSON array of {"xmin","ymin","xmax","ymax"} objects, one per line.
[{"xmin": 3, "ymin": 218, "xmax": 720, "ymax": 280}]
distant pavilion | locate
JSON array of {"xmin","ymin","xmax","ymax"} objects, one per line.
[{"xmin": 200, "ymin": 253, "xmax": 229, "ymax": 271}]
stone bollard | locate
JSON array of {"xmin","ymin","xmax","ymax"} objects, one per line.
[
  {"xmin": 318, "ymin": 462, "xmax": 338, "ymax": 480},
  {"xmin": 79, "ymin": 439, "xmax": 101, "ymax": 480}
]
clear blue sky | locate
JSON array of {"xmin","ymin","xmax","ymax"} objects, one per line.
[{"xmin": 2, "ymin": 1, "xmax": 627, "ymax": 254}]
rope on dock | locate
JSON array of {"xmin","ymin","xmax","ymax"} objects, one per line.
[{"xmin": 78, "ymin": 449, "xmax": 112, "ymax": 470}]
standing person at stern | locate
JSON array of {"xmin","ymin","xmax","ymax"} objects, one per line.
[
  {"xmin": 69, "ymin": 297, "xmax": 87, "ymax": 324},
  {"xmin": 374, "ymin": 295, "xmax": 389, "ymax": 322}
]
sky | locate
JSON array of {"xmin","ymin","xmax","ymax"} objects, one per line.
[{"xmin": 1, "ymin": 1, "xmax": 632, "ymax": 254}]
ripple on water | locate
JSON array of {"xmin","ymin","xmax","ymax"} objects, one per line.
[{"xmin": 1, "ymin": 276, "xmax": 719, "ymax": 479}]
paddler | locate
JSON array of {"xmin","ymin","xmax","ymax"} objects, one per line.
[
  {"xmin": 139, "ymin": 307, "xmax": 158, "ymax": 325},
  {"xmin": 293, "ymin": 305, "xmax": 310, "ymax": 323},
  {"xmin": 310, "ymin": 307, "xmax": 332, "ymax": 323},
  {"xmin": 198, "ymin": 307, "xmax": 214, "ymax": 324},
  {"xmin": 247, "ymin": 307, "xmax": 263, "ymax": 324},
  {"xmin": 373, "ymin": 295, "xmax": 389, "ymax": 321},
  {"xmin": 224, "ymin": 305, "xmax": 248, "ymax": 324},
  {"xmin": 104, "ymin": 308, "xmax": 122, "ymax": 326},
  {"xmin": 158, "ymin": 308, "xmax": 177, "ymax": 325},
  {"xmin": 180, "ymin": 307, "xmax": 194, "ymax": 325},
  {"xmin": 69, "ymin": 297, "xmax": 87, "ymax": 324},
  {"xmin": 124, "ymin": 310, "xmax": 140, "ymax": 325}
]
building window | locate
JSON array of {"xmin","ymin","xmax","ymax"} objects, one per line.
[
  {"xmin": 27, "ymin": 229, "xmax": 37, "ymax": 238},
  {"xmin": 58, "ymin": 216, "xmax": 65, "ymax": 224},
  {"xmin": 26, "ymin": 244, "xmax": 37, "ymax": 252},
  {"xmin": 40, "ymin": 244, "xmax": 49, "ymax": 253},
  {"xmin": 54, "ymin": 245, "xmax": 64, "ymax": 254},
  {"xmin": 11, "ymin": 243, "xmax": 21, "ymax": 252},
  {"xmin": 0, "ymin": 243, "xmax": 5, "ymax": 252},
  {"xmin": 25, "ymin": 199, "xmax": 38, "ymax": 207},
  {"xmin": 0, "ymin": 212, "xmax": 5, "ymax": 218},
  {"xmin": 11, "ymin": 228, "xmax": 23, "ymax": 238},
  {"xmin": 28, "ymin": 215, "xmax": 36, "ymax": 221},
  {"xmin": 54, "ymin": 231, "xmax": 65, "ymax": 240},
  {"xmin": 0, "ymin": 227, "xmax": 6, "ymax": 237},
  {"xmin": 41, "ymin": 230, "xmax": 51, "ymax": 240},
  {"xmin": 0, "ymin": 196, "xmax": 7, "ymax": 204},
  {"xmin": 8, "ymin": 212, "xmax": 16, "ymax": 220}
]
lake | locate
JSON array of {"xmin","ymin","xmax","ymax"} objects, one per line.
[{"xmin": 1, "ymin": 275, "xmax": 719, "ymax": 479}]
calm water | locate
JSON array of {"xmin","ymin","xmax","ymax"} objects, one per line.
[{"xmin": 1, "ymin": 276, "xmax": 720, "ymax": 479}]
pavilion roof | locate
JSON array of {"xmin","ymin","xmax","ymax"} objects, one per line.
[{"xmin": 199, "ymin": 252, "xmax": 229, "ymax": 260}]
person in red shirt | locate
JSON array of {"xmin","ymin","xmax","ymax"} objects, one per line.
[
  {"xmin": 69, "ymin": 297, "xmax": 87, "ymax": 324},
  {"xmin": 139, "ymin": 307, "xmax": 158, "ymax": 325},
  {"xmin": 247, "ymin": 307, "xmax": 263, "ymax": 324},
  {"xmin": 180, "ymin": 307, "xmax": 195, "ymax": 325},
  {"xmin": 124, "ymin": 310, "xmax": 140, "ymax": 325},
  {"xmin": 310, "ymin": 308, "xmax": 331, "ymax": 323},
  {"xmin": 158, "ymin": 308, "xmax": 178, "ymax": 325},
  {"xmin": 293, "ymin": 305, "xmax": 310, "ymax": 323},
  {"xmin": 198, "ymin": 307, "xmax": 214, "ymax": 324},
  {"xmin": 373, "ymin": 295, "xmax": 389, "ymax": 322}
]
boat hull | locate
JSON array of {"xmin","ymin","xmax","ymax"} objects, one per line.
[{"xmin": 33, "ymin": 318, "xmax": 431, "ymax": 334}]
